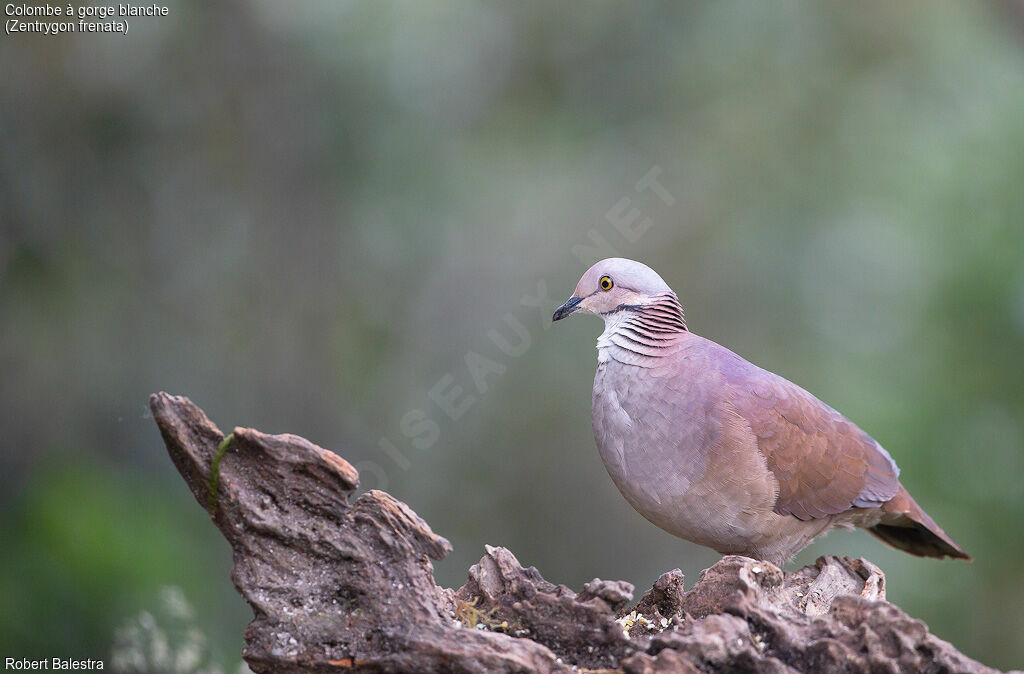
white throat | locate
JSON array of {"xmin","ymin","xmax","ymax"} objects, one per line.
[{"xmin": 596, "ymin": 311, "xmax": 634, "ymax": 363}]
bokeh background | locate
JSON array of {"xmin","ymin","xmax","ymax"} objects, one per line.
[{"xmin": 3, "ymin": 1, "xmax": 1024, "ymax": 670}]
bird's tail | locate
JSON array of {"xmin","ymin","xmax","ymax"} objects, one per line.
[{"xmin": 867, "ymin": 484, "xmax": 972, "ymax": 561}]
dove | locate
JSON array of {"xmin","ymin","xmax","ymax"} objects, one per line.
[{"xmin": 552, "ymin": 257, "xmax": 970, "ymax": 564}]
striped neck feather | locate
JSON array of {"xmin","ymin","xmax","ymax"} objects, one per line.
[{"xmin": 596, "ymin": 293, "xmax": 687, "ymax": 365}]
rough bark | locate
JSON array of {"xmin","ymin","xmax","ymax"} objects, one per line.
[{"xmin": 150, "ymin": 392, "xmax": 1013, "ymax": 674}]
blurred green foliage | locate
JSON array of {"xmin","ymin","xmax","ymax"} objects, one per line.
[{"xmin": 2, "ymin": 1, "xmax": 1023, "ymax": 670}]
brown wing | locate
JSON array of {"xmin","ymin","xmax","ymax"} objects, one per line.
[{"xmin": 726, "ymin": 365, "xmax": 900, "ymax": 521}]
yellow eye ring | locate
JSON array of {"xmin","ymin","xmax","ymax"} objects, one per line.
[{"xmin": 599, "ymin": 275, "xmax": 613, "ymax": 291}]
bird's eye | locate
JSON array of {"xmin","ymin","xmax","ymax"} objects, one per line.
[{"xmin": 599, "ymin": 275, "xmax": 613, "ymax": 291}]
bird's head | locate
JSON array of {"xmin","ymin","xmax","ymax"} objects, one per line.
[{"xmin": 552, "ymin": 258, "xmax": 675, "ymax": 322}]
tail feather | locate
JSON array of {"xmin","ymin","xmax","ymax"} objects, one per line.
[{"xmin": 868, "ymin": 484, "xmax": 971, "ymax": 561}]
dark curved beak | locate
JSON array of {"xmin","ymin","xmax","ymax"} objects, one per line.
[{"xmin": 552, "ymin": 296, "xmax": 583, "ymax": 322}]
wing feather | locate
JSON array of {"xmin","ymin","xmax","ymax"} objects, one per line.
[{"xmin": 725, "ymin": 361, "xmax": 900, "ymax": 521}]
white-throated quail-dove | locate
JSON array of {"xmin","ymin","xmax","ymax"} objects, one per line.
[{"xmin": 553, "ymin": 258, "xmax": 970, "ymax": 564}]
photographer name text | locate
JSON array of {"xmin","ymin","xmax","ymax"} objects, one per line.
[{"xmin": 4, "ymin": 659, "xmax": 103, "ymax": 671}]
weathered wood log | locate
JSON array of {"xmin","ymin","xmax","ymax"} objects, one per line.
[{"xmin": 150, "ymin": 392, "xmax": 1012, "ymax": 674}]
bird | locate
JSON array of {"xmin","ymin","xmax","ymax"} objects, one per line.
[{"xmin": 552, "ymin": 257, "xmax": 970, "ymax": 564}]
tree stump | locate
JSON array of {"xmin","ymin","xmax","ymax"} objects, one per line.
[{"xmin": 150, "ymin": 392, "xmax": 1012, "ymax": 674}]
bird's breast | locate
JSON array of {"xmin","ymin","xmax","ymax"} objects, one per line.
[
  {"xmin": 591, "ymin": 362, "xmax": 708, "ymax": 510},
  {"xmin": 591, "ymin": 358, "xmax": 784, "ymax": 552}
]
